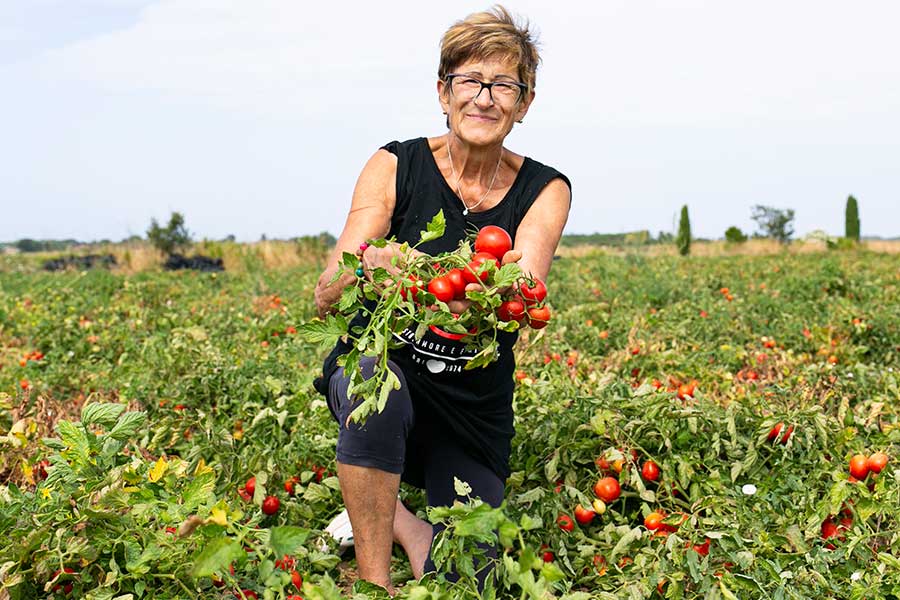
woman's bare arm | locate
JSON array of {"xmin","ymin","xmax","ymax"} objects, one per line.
[
  {"xmin": 512, "ymin": 178, "xmax": 572, "ymax": 283},
  {"xmin": 314, "ymin": 149, "xmax": 397, "ymax": 318}
]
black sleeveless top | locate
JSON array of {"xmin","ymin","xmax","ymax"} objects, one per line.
[{"xmin": 315, "ymin": 137, "xmax": 571, "ymax": 483}]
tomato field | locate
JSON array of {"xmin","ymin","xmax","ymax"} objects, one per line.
[{"xmin": 1, "ymin": 248, "xmax": 899, "ymax": 599}]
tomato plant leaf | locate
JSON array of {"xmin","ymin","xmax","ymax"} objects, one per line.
[
  {"xmin": 81, "ymin": 403, "xmax": 126, "ymax": 429},
  {"xmin": 269, "ymin": 526, "xmax": 311, "ymax": 557},
  {"xmin": 418, "ymin": 210, "xmax": 446, "ymax": 245},
  {"xmin": 190, "ymin": 538, "xmax": 244, "ymax": 578},
  {"xmin": 297, "ymin": 314, "xmax": 349, "ymax": 348},
  {"xmin": 107, "ymin": 411, "xmax": 146, "ymax": 441},
  {"xmin": 57, "ymin": 420, "xmax": 91, "ymax": 466}
]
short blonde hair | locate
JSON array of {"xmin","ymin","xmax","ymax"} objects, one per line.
[{"xmin": 438, "ymin": 5, "xmax": 541, "ymax": 96}]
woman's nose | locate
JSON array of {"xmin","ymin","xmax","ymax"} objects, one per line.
[{"xmin": 472, "ymin": 85, "xmax": 494, "ymax": 108}]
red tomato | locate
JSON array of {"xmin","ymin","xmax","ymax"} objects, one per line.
[
  {"xmin": 527, "ymin": 305, "xmax": 551, "ymax": 329},
  {"xmin": 399, "ymin": 275, "xmax": 425, "ymax": 302},
  {"xmin": 261, "ymin": 495, "xmax": 280, "ymax": 515},
  {"xmin": 574, "ymin": 504, "xmax": 596, "ymax": 525},
  {"xmin": 821, "ymin": 518, "xmax": 839, "ymax": 540},
  {"xmin": 557, "ymin": 514, "xmax": 574, "ymax": 532},
  {"xmin": 692, "ymin": 539, "xmax": 711, "ymax": 556},
  {"xmin": 593, "ymin": 477, "xmax": 621, "ymax": 503},
  {"xmin": 767, "ymin": 422, "xmax": 784, "ymax": 442},
  {"xmin": 284, "ymin": 479, "xmax": 295, "ymax": 495},
  {"xmin": 641, "ymin": 460, "xmax": 660, "ymax": 482},
  {"xmin": 445, "ymin": 268, "xmax": 467, "ymax": 299},
  {"xmin": 474, "ymin": 225, "xmax": 512, "ymax": 261},
  {"xmin": 427, "ymin": 276, "xmax": 455, "ymax": 303},
  {"xmin": 867, "ymin": 452, "xmax": 889, "ymax": 474},
  {"xmin": 291, "ymin": 570, "xmax": 303, "ymax": 590},
  {"xmin": 239, "ymin": 590, "xmax": 259, "ymax": 600},
  {"xmin": 644, "ymin": 511, "xmax": 665, "ymax": 531},
  {"xmin": 849, "ymin": 454, "xmax": 869, "ymax": 480},
  {"xmin": 519, "ymin": 278, "xmax": 547, "ymax": 306},
  {"xmin": 542, "ymin": 550, "xmax": 555, "ymax": 563},
  {"xmin": 497, "ymin": 299, "xmax": 526, "ymax": 323},
  {"xmin": 34, "ymin": 459, "xmax": 50, "ymax": 482},
  {"xmin": 245, "ymin": 476, "xmax": 256, "ymax": 496},
  {"xmin": 462, "ymin": 252, "xmax": 498, "ymax": 284},
  {"xmin": 779, "ymin": 424, "xmax": 794, "ymax": 445}
]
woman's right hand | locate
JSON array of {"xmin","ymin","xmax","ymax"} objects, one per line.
[{"xmin": 445, "ymin": 248, "xmax": 523, "ymax": 314}]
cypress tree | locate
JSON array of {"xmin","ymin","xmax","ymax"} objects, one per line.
[
  {"xmin": 845, "ymin": 195, "xmax": 860, "ymax": 241},
  {"xmin": 676, "ymin": 205, "xmax": 691, "ymax": 256}
]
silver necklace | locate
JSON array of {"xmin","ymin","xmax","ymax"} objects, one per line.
[{"xmin": 447, "ymin": 141, "xmax": 502, "ymax": 216}]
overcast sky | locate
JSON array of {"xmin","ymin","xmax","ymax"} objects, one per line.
[{"xmin": 1, "ymin": 0, "xmax": 898, "ymax": 242}]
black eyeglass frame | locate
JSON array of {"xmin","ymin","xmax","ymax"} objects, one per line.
[{"xmin": 444, "ymin": 73, "xmax": 528, "ymax": 105}]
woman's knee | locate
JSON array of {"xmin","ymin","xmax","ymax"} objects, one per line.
[{"xmin": 331, "ymin": 357, "xmax": 414, "ymax": 473}]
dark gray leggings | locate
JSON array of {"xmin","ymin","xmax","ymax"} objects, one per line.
[{"xmin": 327, "ymin": 357, "xmax": 504, "ymax": 586}]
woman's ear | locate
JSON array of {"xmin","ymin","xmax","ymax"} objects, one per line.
[
  {"xmin": 515, "ymin": 89, "xmax": 535, "ymax": 123},
  {"xmin": 437, "ymin": 79, "xmax": 450, "ymax": 115}
]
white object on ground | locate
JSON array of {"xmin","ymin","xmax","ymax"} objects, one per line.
[
  {"xmin": 742, "ymin": 484, "xmax": 757, "ymax": 495},
  {"xmin": 322, "ymin": 508, "xmax": 354, "ymax": 552}
]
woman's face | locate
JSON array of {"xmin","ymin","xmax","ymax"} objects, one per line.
[{"xmin": 438, "ymin": 56, "xmax": 533, "ymax": 148}]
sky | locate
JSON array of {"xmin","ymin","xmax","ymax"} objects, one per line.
[{"xmin": 1, "ymin": 0, "xmax": 899, "ymax": 243}]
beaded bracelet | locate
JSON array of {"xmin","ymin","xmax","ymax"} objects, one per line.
[{"xmin": 354, "ymin": 243, "xmax": 369, "ymax": 279}]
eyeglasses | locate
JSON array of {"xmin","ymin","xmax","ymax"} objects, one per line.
[{"xmin": 445, "ymin": 74, "xmax": 527, "ymax": 105}]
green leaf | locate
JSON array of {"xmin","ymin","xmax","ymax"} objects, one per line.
[
  {"xmin": 352, "ymin": 580, "xmax": 392, "ymax": 599},
  {"xmin": 544, "ymin": 450, "xmax": 559, "ymax": 482},
  {"xmin": 270, "ymin": 526, "xmax": 311, "ymax": 557},
  {"xmin": 519, "ymin": 513, "xmax": 543, "ymax": 531},
  {"xmin": 81, "ymin": 403, "xmax": 126, "ymax": 428},
  {"xmin": 610, "ymin": 527, "xmax": 642, "ymax": 560},
  {"xmin": 297, "ymin": 314, "xmax": 349, "ymax": 348},
  {"xmin": 181, "ymin": 470, "xmax": 216, "ymax": 511},
  {"xmin": 125, "ymin": 543, "xmax": 163, "ymax": 575},
  {"xmin": 540, "ymin": 560, "xmax": 566, "ymax": 583},
  {"xmin": 454, "ymin": 477, "xmax": 473, "ymax": 497},
  {"xmin": 57, "ymin": 420, "xmax": 91, "ymax": 465},
  {"xmin": 342, "ymin": 251, "xmax": 359, "ymax": 271},
  {"xmin": 337, "ymin": 285, "xmax": 362, "ymax": 313},
  {"xmin": 107, "ymin": 412, "xmax": 147, "ymax": 441},
  {"xmin": 419, "ymin": 210, "xmax": 446, "ymax": 244},
  {"xmin": 190, "ymin": 538, "xmax": 244, "ymax": 578}
]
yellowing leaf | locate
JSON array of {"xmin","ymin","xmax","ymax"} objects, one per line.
[
  {"xmin": 194, "ymin": 458, "xmax": 213, "ymax": 476},
  {"xmin": 21, "ymin": 461, "xmax": 35, "ymax": 486},
  {"xmin": 148, "ymin": 457, "xmax": 168, "ymax": 482},
  {"xmin": 206, "ymin": 507, "xmax": 228, "ymax": 526}
]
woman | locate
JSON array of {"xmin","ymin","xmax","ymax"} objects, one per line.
[{"xmin": 313, "ymin": 6, "xmax": 571, "ymax": 593}]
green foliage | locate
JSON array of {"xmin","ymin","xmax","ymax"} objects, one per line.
[
  {"xmin": 724, "ymin": 226, "xmax": 747, "ymax": 243},
  {"xmin": 845, "ymin": 195, "xmax": 861, "ymax": 241},
  {"xmin": 2, "ymin": 243, "xmax": 899, "ymax": 599},
  {"xmin": 751, "ymin": 205, "xmax": 795, "ymax": 243},
  {"xmin": 558, "ymin": 231, "xmax": 651, "ymax": 247},
  {"xmin": 147, "ymin": 212, "xmax": 192, "ymax": 255},
  {"xmin": 676, "ymin": 205, "xmax": 691, "ymax": 256}
]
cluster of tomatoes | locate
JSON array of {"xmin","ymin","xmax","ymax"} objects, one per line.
[
  {"xmin": 549, "ymin": 451, "xmax": 714, "ymax": 571},
  {"xmin": 552, "ymin": 452, "xmax": 662, "ymax": 536},
  {"xmin": 817, "ymin": 451, "xmax": 889, "ymax": 549},
  {"xmin": 848, "ymin": 451, "xmax": 889, "ymax": 483},
  {"xmin": 396, "ymin": 225, "xmax": 552, "ymax": 331},
  {"xmin": 237, "ymin": 476, "xmax": 280, "ymax": 515}
]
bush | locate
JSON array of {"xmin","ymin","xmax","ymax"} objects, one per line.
[
  {"xmin": 147, "ymin": 212, "xmax": 191, "ymax": 256},
  {"xmin": 724, "ymin": 226, "xmax": 748, "ymax": 243}
]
